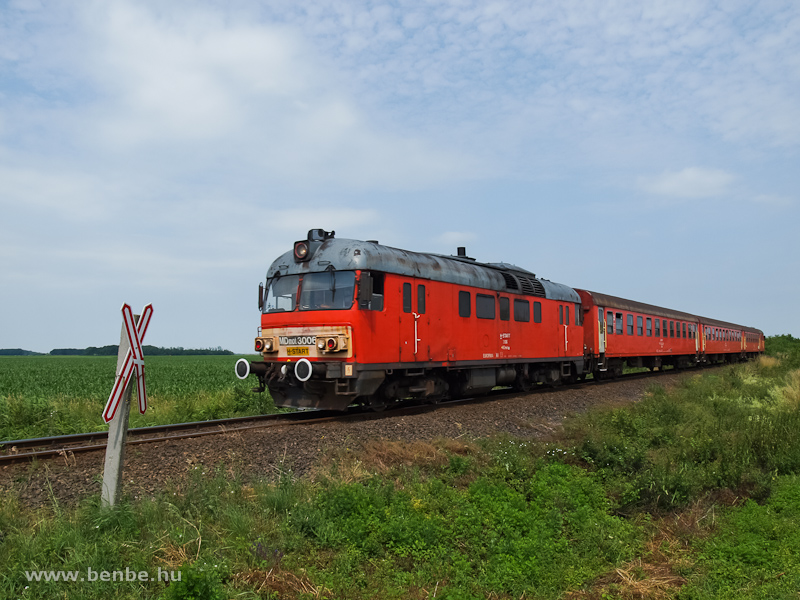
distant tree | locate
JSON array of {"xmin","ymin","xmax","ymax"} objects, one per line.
[
  {"xmin": 0, "ymin": 348, "xmax": 43, "ymax": 356},
  {"xmin": 47, "ymin": 345, "xmax": 234, "ymax": 356}
]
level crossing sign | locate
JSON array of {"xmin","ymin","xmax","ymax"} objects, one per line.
[{"xmin": 102, "ymin": 303, "xmax": 153, "ymax": 423}]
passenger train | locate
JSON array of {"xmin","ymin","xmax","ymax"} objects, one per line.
[{"xmin": 235, "ymin": 229, "xmax": 764, "ymax": 410}]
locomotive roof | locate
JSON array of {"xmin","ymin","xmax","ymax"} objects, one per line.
[{"xmin": 267, "ymin": 237, "xmax": 580, "ymax": 302}]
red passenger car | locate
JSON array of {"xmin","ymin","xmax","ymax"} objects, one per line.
[{"xmin": 577, "ymin": 290, "xmax": 701, "ymax": 376}]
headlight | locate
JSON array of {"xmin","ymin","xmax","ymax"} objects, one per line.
[
  {"xmin": 255, "ymin": 337, "xmax": 276, "ymax": 353},
  {"xmin": 294, "ymin": 241, "xmax": 309, "ymax": 261}
]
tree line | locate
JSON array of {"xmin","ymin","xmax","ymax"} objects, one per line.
[{"xmin": 1, "ymin": 346, "xmax": 233, "ymax": 356}]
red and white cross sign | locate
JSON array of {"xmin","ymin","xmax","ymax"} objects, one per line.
[{"xmin": 102, "ymin": 303, "xmax": 153, "ymax": 423}]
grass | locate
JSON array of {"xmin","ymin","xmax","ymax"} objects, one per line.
[
  {"xmin": 0, "ymin": 355, "xmax": 279, "ymax": 441},
  {"xmin": 2, "ymin": 335, "xmax": 800, "ymax": 598}
]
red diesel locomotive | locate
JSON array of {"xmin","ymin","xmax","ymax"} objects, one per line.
[{"xmin": 235, "ymin": 229, "xmax": 764, "ymax": 410}]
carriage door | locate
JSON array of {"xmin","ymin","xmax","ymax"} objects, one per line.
[
  {"xmin": 598, "ymin": 307, "xmax": 606, "ymax": 354},
  {"xmin": 400, "ymin": 280, "xmax": 430, "ymax": 362}
]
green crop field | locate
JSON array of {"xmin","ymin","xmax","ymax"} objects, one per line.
[{"xmin": 0, "ymin": 355, "xmax": 279, "ymax": 441}]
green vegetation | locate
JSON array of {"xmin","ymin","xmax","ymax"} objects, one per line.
[
  {"xmin": 0, "ymin": 355, "xmax": 275, "ymax": 441},
  {"xmin": 1, "ymin": 336, "xmax": 800, "ymax": 598}
]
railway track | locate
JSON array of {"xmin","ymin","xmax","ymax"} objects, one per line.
[{"xmin": 0, "ymin": 367, "xmax": 692, "ymax": 465}]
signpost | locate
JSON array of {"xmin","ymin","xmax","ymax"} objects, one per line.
[{"xmin": 101, "ymin": 303, "xmax": 153, "ymax": 508}]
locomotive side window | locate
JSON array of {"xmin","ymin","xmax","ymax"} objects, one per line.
[
  {"xmin": 559, "ymin": 305, "xmax": 564, "ymax": 325},
  {"xmin": 646, "ymin": 318, "xmax": 652, "ymax": 336},
  {"xmin": 627, "ymin": 314, "xmax": 634, "ymax": 335},
  {"xmin": 417, "ymin": 285, "xmax": 426, "ymax": 315},
  {"xmin": 459, "ymin": 291, "xmax": 471, "ymax": 317},
  {"xmin": 514, "ymin": 299, "xmax": 530, "ymax": 322},
  {"xmin": 616, "ymin": 313, "xmax": 623, "ymax": 335},
  {"xmin": 607, "ymin": 311, "xmax": 614, "ymax": 334},
  {"xmin": 476, "ymin": 294, "xmax": 496, "ymax": 319},
  {"xmin": 637, "ymin": 316, "xmax": 643, "ymax": 336},
  {"xmin": 369, "ymin": 272, "xmax": 385, "ymax": 311},
  {"xmin": 403, "ymin": 283, "xmax": 412, "ymax": 313},
  {"xmin": 575, "ymin": 304, "xmax": 581, "ymax": 326},
  {"xmin": 499, "ymin": 297, "xmax": 510, "ymax": 321},
  {"xmin": 565, "ymin": 305, "xmax": 570, "ymax": 325},
  {"xmin": 533, "ymin": 301, "xmax": 542, "ymax": 323},
  {"xmin": 655, "ymin": 319, "xmax": 660, "ymax": 337}
]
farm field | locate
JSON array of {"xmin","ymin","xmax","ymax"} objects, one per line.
[{"xmin": 0, "ymin": 355, "xmax": 278, "ymax": 441}]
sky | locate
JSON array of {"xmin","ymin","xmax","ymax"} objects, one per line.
[{"xmin": 1, "ymin": 0, "xmax": 798, "ymax": 354}]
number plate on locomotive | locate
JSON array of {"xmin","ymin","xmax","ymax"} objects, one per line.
[{"xmin": 286, "ymin": 347, "xmax": 310, "ymax": 356}]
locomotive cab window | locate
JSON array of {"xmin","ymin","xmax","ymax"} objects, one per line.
[
  {"xmin": 476, "ymin": 294, "xmax": 496, "ymax": 319},
  {"xmin": 458, "ymin": 291, "xmax": 471, "ymax": 317},
  {"xmin": 298, "ymin": 271, "xmax": 356, "ymax": 311},
  {"xmin": 263, "ymin": 274, "xmax": 300, "ymax": 313},
  {"xmin": 533, "ymin": 301, "xmax": 542, "ymax": 323},
  {"xmin": 359, "ymin": 271, "xmax": 384, "ymax": 311}
]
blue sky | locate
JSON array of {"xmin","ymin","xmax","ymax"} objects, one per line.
[{"xmin": 1, "ymin": 0, "xmax": 798, "ymax": 353}]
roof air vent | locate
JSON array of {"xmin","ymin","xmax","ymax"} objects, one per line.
[{"xmin": 501, "ymin": 272, "xmax": 519, "ymax": 290}]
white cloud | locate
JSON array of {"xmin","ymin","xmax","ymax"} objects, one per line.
[{"xmin": 638, "ymin": 167, "xmax": 735, "ymax": 199}]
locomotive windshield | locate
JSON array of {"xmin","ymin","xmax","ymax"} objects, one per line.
[
  {"xmin": 264, "ymin": 275, "xmax": 299, "ymax": 312},
  {"xmin": 263, "ymin": 271, "xmax": 356, "ymax": 313}
]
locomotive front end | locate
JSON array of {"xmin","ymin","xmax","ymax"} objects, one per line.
[{"xmin": 236, "ymin": 229, "xmax": 384, "ymax": 410}]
